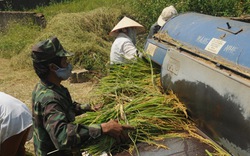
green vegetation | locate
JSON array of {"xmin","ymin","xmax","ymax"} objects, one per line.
[
  {"xmin": 0, "ymin": 0, "xmax": 248, "ymax": 155},
  {"xmin": 76, "ymin": 58, "xmax": 229, "ymax": 156},
  {"xmin": 0, "ymin": 21, "xmax": 41, "ymax": 59},
  {"xmin": 126, "ymin": 0, "xmax": 250, "ymax": 30},
  {"xmin": 1, "ymin": 0, "xmax": 249, "ymax": 74},
  {"xmin": 34, "ymin": 0, "xmax": 126, "ymax": 20},
  {"xmin": 9, "ymin": 7, "xmax": 125, "ymax": 74},
  {"xmin": 0, "ymin": 0, "xmax": 133, "ymax": 74}
]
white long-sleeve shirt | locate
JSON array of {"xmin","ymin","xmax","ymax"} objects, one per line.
[
  {"xmin": 0, "ymin": 92, "xmax": 32, "ymax": 143},
  {"xmin": 110, "ymin": 33, "xmax": 138, "ymax": 64}
]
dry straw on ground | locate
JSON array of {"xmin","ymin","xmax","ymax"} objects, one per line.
[{"xmin": 10, "ymin": 7, "xmax": 124, "ymax": 74}]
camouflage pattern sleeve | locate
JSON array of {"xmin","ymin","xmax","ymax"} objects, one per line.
[{"xmin": 43, "ymin": 102, "xmax": 102, "ymax": 150}]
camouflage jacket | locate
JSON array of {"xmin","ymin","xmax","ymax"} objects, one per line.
[{"xmin": 32, "ymin": 80, "xmax": 102, "ymax": 156}]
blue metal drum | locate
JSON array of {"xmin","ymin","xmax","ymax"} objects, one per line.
[
  {"xmin": 144, "ymin": 38, "xmax": 168, "ymax": 66},
  {"xmin": 162, "ymin": 12, "xmax": 250, "ymax": 72},
  {"xmin": 145, "ymin": 12, "xmax": 250, "ymax": 155}
]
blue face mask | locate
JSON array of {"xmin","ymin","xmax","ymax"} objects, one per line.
[{"xmin": 55, "ymin": 64, "xmax": 73, "ymax": 80}]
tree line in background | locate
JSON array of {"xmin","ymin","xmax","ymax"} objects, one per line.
[
  {"xmin": 125, "ymin": 0, "xmax": 250, "ymax": 30},
  {"xmin": 0, "ymin": 0, "xmax": 71, "ymax": 11},
  {"xmin": 1, "ymin": 0, "xmax": 249, "ymax": 30}
]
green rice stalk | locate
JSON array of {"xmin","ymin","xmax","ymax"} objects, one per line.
[{"xmin": 76, "ymin": 57, "xmax": 229, "ymax": 156}]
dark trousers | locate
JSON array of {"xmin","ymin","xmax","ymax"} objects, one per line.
[{"xmin": 0, "ymin": 127, "xmax": 31, "ymax": 156}]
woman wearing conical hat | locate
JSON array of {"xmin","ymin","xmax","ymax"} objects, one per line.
[{"xmin": 109, "ymin": 16, "xmax": 145, "ymax": 64}]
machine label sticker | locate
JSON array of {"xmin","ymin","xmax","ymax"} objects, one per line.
[
  {"xmin": 167, "ymin": 57, "xmax": 180, "ymax": 76},
  {"xmin": 205, "ymin": 38, "xmax": 226, "ymax": 54},
  {"xmin": 146, "ymin": 43, "xmax": 157, "ymax": 56}
]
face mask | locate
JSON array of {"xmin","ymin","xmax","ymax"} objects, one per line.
[
  {"xmin": 55, "ymin": 64, "xmax": 73, "ymax": 80},
  {"xmin": 127, "ymin": 28, "xmax": 137, "ymax": 45}
]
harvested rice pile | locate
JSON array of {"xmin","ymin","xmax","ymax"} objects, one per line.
[
  {"xmin": 76, "ymin": 57, "xmax": 230, "ymax": 156},
  {"xmin": 10, "ymin": 7, "xmax": 124, "ymax": 75}
]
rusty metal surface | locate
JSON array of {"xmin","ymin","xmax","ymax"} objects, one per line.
[
  {"xmin": 114, "ymin": 136, "xmax": 216, "ymax": 156},
  {"xmin": 161, "ymin": 48, "xmax": 250, "ymax": 155},
  {"xmin": 144, "ymin": 12, "xmax": 250, "ymax": 156},
  {"xmin": 229, "ymin": 15, "xmax": 250, "ymax": 23}
]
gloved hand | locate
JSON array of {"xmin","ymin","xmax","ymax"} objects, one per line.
[{"xmin": 101, "ymin": 119, "xmax": 134, "ymax": 143}]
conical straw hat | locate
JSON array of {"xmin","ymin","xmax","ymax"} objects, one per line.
[{"xmin": 109, "ymin": 16, "xmax": 145, "ymax": 36}]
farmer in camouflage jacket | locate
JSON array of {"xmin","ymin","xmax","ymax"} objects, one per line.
[{"xmin": 31, "ymin": 36, "xmax": 134, "ymax": 156}]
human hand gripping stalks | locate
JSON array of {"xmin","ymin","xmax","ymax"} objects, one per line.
[
  {"xmin": 101, "ymin": 119, "xmax": 134, "ymax": 144},
  {"xmin": 76, "ymin": 58, "xmax": 229, "ymax": 156}
]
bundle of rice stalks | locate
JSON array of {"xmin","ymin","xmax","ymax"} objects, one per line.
[{"xmin": 76, "ymin": 57, "xmax": 229, "ymax": 156}]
